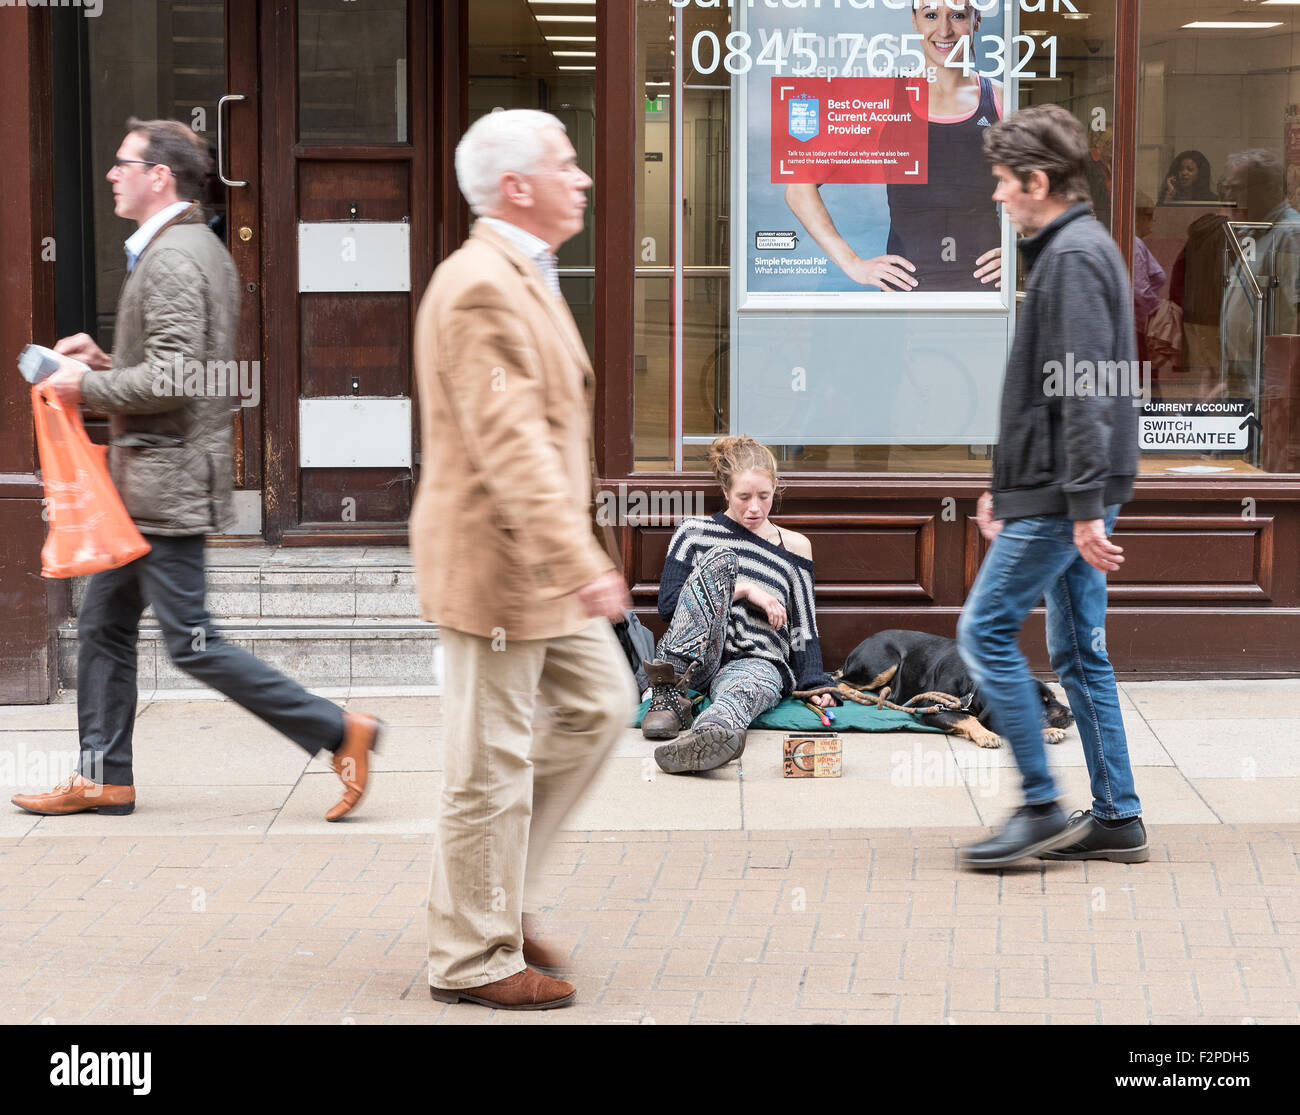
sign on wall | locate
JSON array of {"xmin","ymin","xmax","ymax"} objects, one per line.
[
  {"xmin": 737, "ymin": 0, "xmax": 1017, "ymax": 310},
  {"xmin": 1139, "ymin": 399, "xmax": 1257, "ymax": 453}
]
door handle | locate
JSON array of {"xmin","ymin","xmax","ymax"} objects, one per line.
[{"xmin": 217, "ymin": 94, "xmax": 249, "ymax": 188}]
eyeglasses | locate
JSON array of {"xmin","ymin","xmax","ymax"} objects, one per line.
[{"xmin": 111, "ymin": 158, "xmax": 170, "ymax": 172}]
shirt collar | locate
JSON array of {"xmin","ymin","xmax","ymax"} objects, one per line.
[
  {"xmin": 476, "ymin": 217, "xmax": 563, "ymax": 299},
  {"xmin": 477, "ymin": 216, "xmax": 552, "ymax": 260},
  {"xmin": 125, "ymin": 201, "xmax": 192, "ymax": 271},
  {"xmin": 1018, "ymin": 202, "xmax": 1094, "ymax": 268}
]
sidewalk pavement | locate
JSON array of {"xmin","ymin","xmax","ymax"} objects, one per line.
[{"xmin": 1, "ymin": 681, "xmax": 1298, "ymax": 1024}]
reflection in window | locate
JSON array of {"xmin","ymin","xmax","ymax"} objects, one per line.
[
  {"xmin": 1136, "ymin": 6, "xmax": 1300, "ymax": 474},
  {"xmin": 299, "ymin": 0, "xmax": 407, "ymax": 144},
  {"xmin": 467, "ymin": 0, "xmax": 596, "ymax": 341}
]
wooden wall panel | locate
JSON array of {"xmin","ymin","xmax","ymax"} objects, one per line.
[
  {"xmin": 299, "ymin": 293, "xmax": 409, "ymax": 397},
  {"xmin": 0, "ymin": 12, "xmax": 59, "ymax": 701},
  {"xmin": 1109, "ymin": 515, "xmax": 1272, "ymax": 601},
  {"xmin": 298, "ymin": 160, "xmax": 409, "ymax": 222},
  {"xmin": 626, "ymin": 495, "xmax": 1300, "ymax": 678},
  {"xmin": 301, "ymin": 467, "xmax": 411, "ymax": 525}
]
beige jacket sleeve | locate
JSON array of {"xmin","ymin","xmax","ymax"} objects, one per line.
[{"xmin": 428, "ymin": 278, "xmax": 614, "ymax": 600}]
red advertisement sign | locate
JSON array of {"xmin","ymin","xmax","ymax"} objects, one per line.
[{"xmin": 770, "ymin": 77, "xmax": 929, "ymax": 186}]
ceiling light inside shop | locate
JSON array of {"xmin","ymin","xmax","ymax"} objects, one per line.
[
  {"xmin": 558, "ymin": 65, "xmax": 596, "ymax": 70},
  {"xmin": 545, "ymin": 35, "xmax": 596, "ymax": 41},
  {"xmin": 1182, "ymin": 20, "xmax": 1282, "ymax": 27},
  {"xmin": 553, "ymin": 51, "xmax": 596, "ymax": 57},
  {"xmin": 535, "ymin": 15, "xmax": 597, "ymax": 22}
]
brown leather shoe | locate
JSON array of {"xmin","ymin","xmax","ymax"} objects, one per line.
[
  {"xmin": 11, "ymin": 773, "xmax": 135, "ymax": 816},
  {"xmin": 325, "ymin": 711, "xmax": 384, "ymax": 822},
  {"xmin": 522, "ymin": 914, "xmax": 568, "ymax": 975},
  {"xmin": 429, "ymin": 967, "xmax": 576, "ymax": 1010}
]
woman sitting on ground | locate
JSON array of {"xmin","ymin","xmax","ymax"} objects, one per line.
[{"xmin": 643, "ymin": 436, "xmax": 837, "ymax": 775}]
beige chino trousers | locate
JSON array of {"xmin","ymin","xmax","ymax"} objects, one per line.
[{"xmin": 426, "ymin": 618, "xmax": 638, "ymax": 989}]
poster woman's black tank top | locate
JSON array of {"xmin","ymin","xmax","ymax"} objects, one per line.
[{"xmin": 885, "ymin": 76, "xmax": 1002, "ymax": 292}]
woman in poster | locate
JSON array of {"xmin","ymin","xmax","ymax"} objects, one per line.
[{"xmin": 784, "ymin": 0, "xmax": 1003, "ymax": 292}]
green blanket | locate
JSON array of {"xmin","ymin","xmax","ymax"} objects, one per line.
[{"xmin": 632, "ymin": 694, "xmax": 943, "ymax": 733}]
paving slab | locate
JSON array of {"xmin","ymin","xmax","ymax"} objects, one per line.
[
  {"xmin": 1123, "ymin": 679, "xmax": 1300, "ymax": 720},
  {"xmin": 25, "ymin": 786, "xmax": 289, "ymax": 836},
  {"xmin": 970, "ymin": 765, "xmax": 1221, "ymax": 827},
  {"xmin": 0, "ymin": 826, "xmax": 1293, "ymax": 1025}
]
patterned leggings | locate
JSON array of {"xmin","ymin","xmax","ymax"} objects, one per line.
[{"xmin": 656, "ymin": 545, "xmax": 784, "ymax": 732}]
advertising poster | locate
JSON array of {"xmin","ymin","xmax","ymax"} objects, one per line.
[{"xmin": 739, "ymin": 0, "xmax": 1013, "ymax": 308}]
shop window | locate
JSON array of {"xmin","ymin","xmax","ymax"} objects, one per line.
[
  {"xmin": 72, "ymin": 0, "xmax": 229, "ymax": 351},
  {"xmin": 634, "ymin": 1, "xmax": 1117, "ymax": 475},
  {"xmin": 468, "ymin": 0, "xmax": 597, "ymax": 355},
  {"xmin": 1017, "ymin": 4, "xmax": 1116, "ymax": 233},
  {"xmin": 636, "ymin": 0, "xmax": 731, "ymax": 470},
  {"xmin": 298, "ymin": 0, "xmax": 408, "ymax": 144},
  {"xmin": 1136, "ymin": 3, "xmax": 1300, "ymax": 475}
]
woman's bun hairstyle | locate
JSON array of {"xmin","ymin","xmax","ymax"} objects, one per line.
[{"xmin": 708, "ymin": 436, "xmax": 781, "ymax": 498}]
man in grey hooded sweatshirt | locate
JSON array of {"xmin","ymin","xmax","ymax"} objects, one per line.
[{"xmin": 956, "ymin": 105, "xmax": 1147, "ymax": 870}]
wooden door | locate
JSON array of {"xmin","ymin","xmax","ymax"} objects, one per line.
[{"xmin": 260, "ymin": 0, "xmax": 437, "ymax": 544}]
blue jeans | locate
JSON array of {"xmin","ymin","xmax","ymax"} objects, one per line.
[{"xmin": 956, "ymin": 507, "xmax": 1142, "ymax": 820}]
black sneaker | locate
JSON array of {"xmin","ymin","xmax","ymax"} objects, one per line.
[
  {"xmin": 653, "ymin": 725, "xmax": 746, "ymax": 775},
  {"xmin": 959, "ymin": 802, "xmax": 1072, "ymax": 870},
  {"xmin": 1039, "ymin": 810, "xmax": 1149, "ymax": 863}
]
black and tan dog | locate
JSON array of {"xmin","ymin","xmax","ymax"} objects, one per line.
[{"xmin": 839, "ymin": 629, "xmax": 1074, "ymax": 749}]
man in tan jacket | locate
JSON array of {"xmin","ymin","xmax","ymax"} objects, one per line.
[{"xmin": 412, "ymin": 109, "xmax": 637, "ymax": 1011}]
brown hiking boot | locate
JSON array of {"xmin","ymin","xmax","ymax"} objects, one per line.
[
  {"xmin": 641, "ymin": 659, "xmax": 698, "ymax": 741},
  {"xmin": 654, "ymin": 724, "xmax": 747, "ymax": 774},
  {"xmin": 429, "ymin": 968, "xmax": 577, "ymax": 1010}
]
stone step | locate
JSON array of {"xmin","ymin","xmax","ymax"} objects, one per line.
[
  {"xmin": 57, "ymin": 617, "xmax": 440, "ymax": 693},
  {"xmin": 69, "ymin": 546, "xmax": 419, "ymax": 621}
]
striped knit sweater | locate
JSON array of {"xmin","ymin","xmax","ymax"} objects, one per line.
[{"xmin": 657, "ymin": 512, "xmax": 833, "ymax": 695}]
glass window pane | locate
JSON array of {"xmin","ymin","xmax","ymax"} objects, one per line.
[
  {"xmin": 1017, "ymin": 5, "xmax": 1116, "ymax": 233},
  {"xmin": 468, "ymin": 0, "xmax": 597, "ymax": 331},
  {"xmin": 85, "ymin": 0, "xmax": 228, "ymax": 351},
  {"xmin": 299, "ymin": 0, "xmax": 407, "ymax": 144},
  {"xmin": 1136, "ymin": 3, "xmax": 1300, "ymax": 475},
  {"xmin": 635, "ymin": 0, "xmax": 730, "ymax": 470}
]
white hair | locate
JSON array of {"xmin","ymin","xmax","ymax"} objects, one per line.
[{"xmin": 455, "ymin": 109, "xmax": 568, "ymax": 216}]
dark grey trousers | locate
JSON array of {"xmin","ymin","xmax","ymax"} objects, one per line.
[{"xmin": 76, "ymin": 534, "xmax": 344, "ymax": 786}]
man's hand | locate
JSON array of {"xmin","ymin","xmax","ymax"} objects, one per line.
[
  {"xmin": 45, "ymin": 365, "xmax": 85, "ymax": 406},
  {"xmin": 843, "ymin": 253, "xmax": 918, "ymax": 291},
  {"xmin": 1074, "ymin": 519, "xmax": 1124, "ymax": 573},
  {"xmin": 973, "ymin": 247, "xmax": 1003, "ymax": 289},
  {"xmin": 53, "ymin": 333, "xmax": 111, "ymax": 371},
  {"xmin": 808, "ymin": 692, "xmax": 838, "ymax": 708},
  {"xmin": 575, "ymin": 569, "xmax": 631, "ymax": 622},
  {"xmin": 976, "ymin": 491, "xmax": 1003, "ymax": 542}
]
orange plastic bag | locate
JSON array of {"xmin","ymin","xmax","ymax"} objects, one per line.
[{"xmin": 32, "ymin": 381, "xmax": 151, "ymax": 578}]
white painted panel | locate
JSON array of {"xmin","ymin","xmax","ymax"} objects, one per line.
[
  {"xmin": 298, "ymin": 222, "xmax": 411, "ymax": 292},
  {"xmin": 299, "ymin": 398, "xmax": 412, "ymax": 468}
]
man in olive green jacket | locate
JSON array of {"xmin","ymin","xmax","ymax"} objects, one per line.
[{"xmin": 12, "ymin": 119, "xmax": 381, "ymax": 821}]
